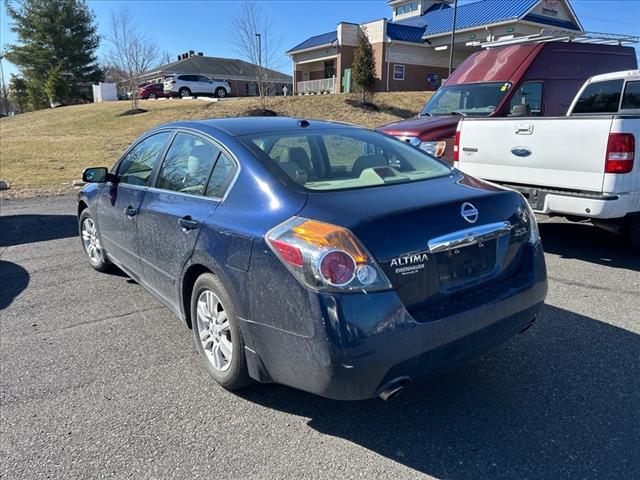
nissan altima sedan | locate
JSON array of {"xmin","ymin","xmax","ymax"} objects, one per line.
[{"xmin": 78, "ymin": 117, "xmax": 547, "ymax": 401}]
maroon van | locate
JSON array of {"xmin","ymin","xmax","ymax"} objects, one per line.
[{"xmin": 378, "ymin": 41, "xmax": 638, "ymax": 164}]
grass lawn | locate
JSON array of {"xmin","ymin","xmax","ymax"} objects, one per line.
[{"xmin": 0, "ymin": 92, "xmax": 431, "ymax": 197}]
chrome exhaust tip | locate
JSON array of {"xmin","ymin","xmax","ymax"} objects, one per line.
[{"xmin": 377, "ymin": 376, "xmax": 412, "ymax": 401}]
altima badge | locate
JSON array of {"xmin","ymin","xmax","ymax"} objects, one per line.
[{"xmin": 461, "ymin": 202, "xmax": 479, "ymax": 224}]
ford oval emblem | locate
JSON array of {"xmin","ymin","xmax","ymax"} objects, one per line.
[
  {"xmin": 461, "ymin": 202, "xmax": 479, "ymax": 224},
  {"xmin": 511, "ymin": 147, "xmax": 532, "ymax": 157}
]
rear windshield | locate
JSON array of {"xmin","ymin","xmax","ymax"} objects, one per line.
[
  {"xmin": 240, "ymin": 129, "xmax": 451, "ymax": 191},
  {"xmin": 420, "ymin": 82, "xmax": 511, "ymax": 117}
]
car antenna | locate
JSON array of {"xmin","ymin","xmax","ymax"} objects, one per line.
[{"xmin": 297, "ymin": 119, "xmax": 310, "ymax": 128}]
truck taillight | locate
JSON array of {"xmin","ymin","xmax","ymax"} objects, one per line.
[
  {"xmin": 605, "ymin": 133, "xmax": 634, "ymax": 174},
  {"xmin": 453, "ymin": 131, "xmax": 460, "ymax": 162},
  {"xmin": 266, "ymin": 217, "xmax": 391, "ymax": 292}
]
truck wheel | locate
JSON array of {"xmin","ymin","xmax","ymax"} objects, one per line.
[{"xmin": 628, "ymin": 215, "xmax": 640, "ymax": 252}]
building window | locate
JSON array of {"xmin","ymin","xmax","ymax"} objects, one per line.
[
  {"xmin": 324, "ymin": 60, "xmax": 336, "ymax": 79},
  {"xmin": 393, "ymin": 64, "xmax": 405, "ymax": 81},
  {"xmin": 396, "ymin": 2, "xmax": 418, "ymax": 15}
]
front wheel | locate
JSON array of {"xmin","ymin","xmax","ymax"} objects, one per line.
[
  {"xmin": 191, "ymin": 273, "xmax": 251, "ymax": 390},
  {"xmin": 148, "ymin": 93, "xmax": 157, "ymax": 99},
  {"xmin": 79, "ymin": 209, "xmax": 110, "ymax": 272},
  {"xmin": 215, "ymin": 87, "xmax": 227, "ymax": 98}
]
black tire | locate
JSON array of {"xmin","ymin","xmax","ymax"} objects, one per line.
[
  {"xmin": 179, "ymin": 87, "xmax": 191, "ymax": 98},
  {"xmin": 148, "ymin": 93, "xmax": 156, "ymax": 99},
  {"xmin": 78, "ymin": 209, "xmax": 111, "ymax": 272},
  {"xmin": 191, "ymin": 273, "xmax": 251, "ymax": 390},
  {"xmin": 628, "ymin": 215, "xmax": 640, "ymax": 253},
  {"xmin": 215, "ymin": 87, "xmax": 227, "ymax": 98}
]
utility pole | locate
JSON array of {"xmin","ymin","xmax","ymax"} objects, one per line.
[
  {"xmin": 255, "ymin": 33, "xmax": 262, "ymax": 69},
  {"xmin": 448, "ymin": 0, "xmax": 458, "ymax": 78}
]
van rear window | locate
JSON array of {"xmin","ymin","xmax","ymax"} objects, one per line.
[{"xmin": 572, "ymin": 79, "xmax": 623, "ymax": 114}]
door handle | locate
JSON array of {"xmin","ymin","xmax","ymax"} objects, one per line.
[
  {"xmin": 515, "ymin": 123, "xmax": 533, "ymax": 135},
  {"xmin": 178, "ymin": 216, "xmax": 198, "ymax": 231},
  {"xmin": 125, "ymin": 205, "xmax": 137, "ymax": 217}
]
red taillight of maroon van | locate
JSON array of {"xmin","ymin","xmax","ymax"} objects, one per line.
[
  {"xmin": 453, "ymin": 130, "xmax": 461, "ymax": 162},
  {"xmin": 605, "ymin": 133, "xmax": 635, "ymax": 174}
]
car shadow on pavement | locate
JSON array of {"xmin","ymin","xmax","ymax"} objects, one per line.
[
  {"xmin": 539, "ymin": 221, "xmax": 639, "ymax": 271},
  {"xmin": 238, "ymin": 304, "xmax": 639, "ymax": 479},
  {"xmin": 0, "ymin": 260, "xmax": 29, "ymax": 310},
  {"xmin": 0, "ymin": 214, "xmax": 78, "ymax": 247}
]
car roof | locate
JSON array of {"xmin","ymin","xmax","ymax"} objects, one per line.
[
  {"xmin": 159, "ymin": 117, "xmax": 362, "ymax": 137},
  {"xmin": 587, "ymin": 69, "xmax": 640, "ymax": 83}
]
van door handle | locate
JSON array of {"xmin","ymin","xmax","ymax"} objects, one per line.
[
  {"xmin": 125, "ymin": 205, "xmax": 137, "ymax": 217},
  {"xmin": 178, "ymin": 216, "xmax": 198, "ymax": 231}
]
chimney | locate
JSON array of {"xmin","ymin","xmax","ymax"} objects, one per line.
[
  {"xmin": 177, "ymin": 55, "xmax": 181, "ymax": 61},
  {"xmin": 189, "ymin": 50, "xmax": 195, "ymax": 57},
  {"xmin": 198, "ymin": 52, "xmax": 203, "ymax": 56}
]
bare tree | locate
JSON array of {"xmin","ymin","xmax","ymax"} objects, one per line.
[
  {"xmin": 106, "ymin": 7, "xmax": 160, "ymax": 111},
  {"xmin": 231, "ymin": 1, "xmax": 284, "ymax": 111}
]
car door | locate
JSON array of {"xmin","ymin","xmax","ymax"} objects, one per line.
[
  {"xmin": 136, "ymin": 131, "xmax": 239, "ymax": 303},
  {"xmin": 96, "ymin": 131, "xmax": 172, "ymax": 277},
  {"xmin": 198, "ymin": 75, "xmax": 214, "ymax": 95}
]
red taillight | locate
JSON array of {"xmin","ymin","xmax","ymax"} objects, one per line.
[
  {"xmin": 605, "ymin": 133, "xmax": 635, "ymax": 174},
  {"xmin": 171, "ymin": 80, "xmax": 176, "ymax": 84},
  {"xmin": 270, "ymin": 239, "xmax": 303, "ymax": 267},
  {"xmin": 320, "ymin": 251, "xmax": 356, "ymax": 286},
  {"xmin": 453, "ymin": 130, "xmax": 460, "ymax": 162}
]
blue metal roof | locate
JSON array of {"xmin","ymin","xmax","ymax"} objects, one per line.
[
  {"xmin": 386, "ymin": 23, "xmax": 425, "ymax": 43},
  {"xmin": 287, "ymin": 31, "xmax": 337, "ymax": 54}
]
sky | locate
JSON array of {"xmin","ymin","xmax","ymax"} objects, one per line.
[{"xmin": 1, "ymin": 0, "xmax": 639, "ymax": 80}]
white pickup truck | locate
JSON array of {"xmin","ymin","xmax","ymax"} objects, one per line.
[{"xmin": 455, "ymin": 70, "xmax": 640, "ymax": 250}]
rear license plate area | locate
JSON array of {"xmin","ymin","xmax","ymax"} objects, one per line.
[{"xmin": 434, "ymin": 239, "xmax": 497, "ymax": 288}]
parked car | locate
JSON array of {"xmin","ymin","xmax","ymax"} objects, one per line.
[
  {"xmin": 78, "ymin": 117, "xmax": 547, "ymax": 401},
  {"xmin": 138, "ymin": 83, "xmax": 167, "ymax": 99},
  {"xmin": 164, "ymin": 74, "xmax": 231, "ymax": 98},
  {"xmin": 455, "ymin": 70, "xmax": 640, "ymax": 250},
  {"xmin": 378, "ymin": 41, "xmax": 637, "ymax": 163}
]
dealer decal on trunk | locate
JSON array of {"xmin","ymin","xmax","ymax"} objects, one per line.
[{"xmin": 390, "ymin": 253, "xmax": 429, "ymax": 276}]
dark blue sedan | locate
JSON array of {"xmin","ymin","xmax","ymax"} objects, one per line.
[{"xmin": 78, "ymin": 117, "xmax": 547, "ymax": 401}]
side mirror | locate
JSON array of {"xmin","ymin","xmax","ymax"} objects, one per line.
[{"xmin": 82, "ymin": 167, "xmax": 110, "ymax": 183}]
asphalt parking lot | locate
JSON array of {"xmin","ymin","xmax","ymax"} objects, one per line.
[{"xmin": 1, "ymin": 194, "xmax": 639, "ymax": 480}]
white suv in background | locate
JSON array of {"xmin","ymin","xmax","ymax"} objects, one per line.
[{"xmin": 164, "ymin": 74, "xmax": 231, "ymax": 98}]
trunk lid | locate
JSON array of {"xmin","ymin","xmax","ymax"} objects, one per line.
[{"xmin": 299, "ymin": 173, "xmax": 530, "ymax": 311}]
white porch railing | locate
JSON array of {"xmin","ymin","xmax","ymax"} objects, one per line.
[{"xmin": 296, "ymin": 77, "xmax": 337, "ymax": 95}]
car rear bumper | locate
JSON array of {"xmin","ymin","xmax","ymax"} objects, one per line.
[
  {"xmin": 503, "ymin": 184, "xmax": 640, "ymax": 219},
  {"xmin": 241, "ymin": 242, "xmax": 547, "ymax": 400}
]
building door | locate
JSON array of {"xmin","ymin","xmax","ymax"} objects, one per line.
[{"xmin": 302, "ymin": 72, "xmax": 310, "ymax": 81}]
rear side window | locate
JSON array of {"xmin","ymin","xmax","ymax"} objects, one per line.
[
  {"xmin": 572, "ymin": 79, "xmax": 624, "ymax": 114},
  {"xmin": 205, "ymin": 152, "xmax": 238, "ymax": 198},
  {"xmin": 117, "ymin": 133, "xmax": 170, "ymax": 186},
  {"xmin": 621, "ymin": 81, "xmax": 640, "ymax": 110},
  {"xmin": 156, "ymin": 133, "xmax": 221, "ymax": 195}
]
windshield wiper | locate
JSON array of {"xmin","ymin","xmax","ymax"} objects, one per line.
[
  {"xmin": 450, "ymin": 111, "xmax": 468, "ymax": 117},
  {"xmin": 419, "ymin": 112, "xmax": 432, "ymax": 117}
]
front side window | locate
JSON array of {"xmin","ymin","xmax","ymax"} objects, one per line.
[
  {"xmin": 621, "ymin": 81, "xmax": 640, "ymax": 110},
  {"xmin": 572, "ymin": 79, "xmax": 624, "ymax": 114},
  {"xmin": 421, "ymin": 82, "xmax": 511, "ymax": 117},
  {"xmin": 117, "ymin": 132, "xmax": 170, "ymax": 186},
  {"xmin": 508, "ymin": 82, "xmax": 543, "ymax": 116},
  {"xmin": 156, "ymin": 133, "xmax": 221, "ymax": 195},
  {"xmin": 241, "ymin": 129, "xmax": 451, "ymax": 192}
]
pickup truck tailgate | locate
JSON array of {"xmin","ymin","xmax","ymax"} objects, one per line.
[{"xmin": 457, "ymin": 117, "xmax": 614, "ymax": 193}]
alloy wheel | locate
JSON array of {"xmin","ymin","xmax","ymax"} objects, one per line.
[
  {"xmin": 81, "ymin": 218, "xmax": 104, "ymax": 264},
  {"xmin": 196, "ymin": 290, "xmax": 233, "ymax": 372}
]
